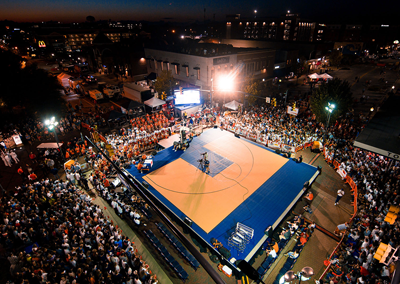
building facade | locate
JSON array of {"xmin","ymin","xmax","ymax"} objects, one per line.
[{"xmin": 144, "ymin": 44, "xmax": 275, "ymax": 92}]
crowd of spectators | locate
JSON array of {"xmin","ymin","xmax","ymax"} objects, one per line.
[
  {"xmin": 322, "ymin": 136, "xmax": 400, "ymax": 283},
  {"xmin": 1, "ymin": 166, "xmax": 158, "ymax": 284},
  {"xmin": 2, "ymin": 93, "xmax": 399, "ymax": 284}
]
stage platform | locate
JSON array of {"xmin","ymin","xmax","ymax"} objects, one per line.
[
  {"xmin": 157, "ymin": 133, "xmax": 180, "ymax": 149},
  {"xmin": 127, "ymin": 129, "xmax": 319, "ymax": 259}
]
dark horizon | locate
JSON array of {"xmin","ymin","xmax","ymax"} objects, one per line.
[{"xmin": 1, "ymin": 0, "xmax": 399, "ymax": 25}]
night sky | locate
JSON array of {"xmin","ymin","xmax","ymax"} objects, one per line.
[{"xmin": 0, "ymin": 0, "xmax": 398, "ymax": 23}]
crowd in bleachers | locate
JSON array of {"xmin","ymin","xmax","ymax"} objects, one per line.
[{"xmin": 1, "ymin": 159, "xmax": 159, "ymax": 284}]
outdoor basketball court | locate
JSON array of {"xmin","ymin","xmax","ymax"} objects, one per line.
[{"xmin": 128, "ymin": 128, "xmax": 319, "ymax": 258}]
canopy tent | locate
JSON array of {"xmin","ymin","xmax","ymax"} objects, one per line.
[
  {"xmin": 308, "ymin": 73, "xmax": 322, "ymax": 79},
  {"xmin": 319, "ymin": 73, "xmax": 333, "ymax": 80},
  {"xmin": 144, "ymin": 96, "xmax": 166, "ymax": 108},
  {"xmin": 37, "ymin": 142, "xmax": 64, "ymax": 149},
  {"xmin": 145, "ymin": 72, "xmax": 157, "ymax": 81},
  {"xmin": 223, "ymin": 100, "xmax": 243, "ymax": 111}
]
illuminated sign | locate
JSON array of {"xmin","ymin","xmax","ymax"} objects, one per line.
[
  {"xmin": 394, "ymin": 40, "xmax": 399, "ymax": 44},
  {"xmin": 38, "ymin": 41, "xmax": 46, "ymax": 48},
  {"xmin": 213, "ymin": 57, "xmax": 230, "ymax": 65}
]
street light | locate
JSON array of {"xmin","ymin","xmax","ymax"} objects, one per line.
[
  {"xmin": 217, "ymin": 75, "xmax": 234, "ymax": 105},
  {"xmin": 325, "ymin": 102, "xmax": 335, "ymax": 128},
  {"xmin": 45, "ymin": 117, "xmax": 65, "ymax": 163},
  {"xmin": 283, "ymin": 266, "xmax": 314, "ymax": 284},
  {"xmin": 210, "ymin": 78, "xmax": 214, "ymax": 108}
]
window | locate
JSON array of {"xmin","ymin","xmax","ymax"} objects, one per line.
[{"xmin": 174, "ymin": 64, "xmax": 180, "ymax": 75}]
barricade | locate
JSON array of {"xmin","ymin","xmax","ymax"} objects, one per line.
[
  {"xmin": 318, "ymin": 151, "xmax": 358, "ymax": 282},
  {"xmin": 333, "ymin": 160, "xmax": 340, "ymax": 169}
]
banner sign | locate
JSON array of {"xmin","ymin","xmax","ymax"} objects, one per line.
[
  {"xmin": 287, "ymin": 106, "xmax": 299, "ymax": 116},
  {"xmin": 267, "ymin": 141, "xmax": 281, "ymax": 149}
]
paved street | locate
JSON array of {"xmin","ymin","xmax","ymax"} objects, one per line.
[{"xmin": 281, "ymin": 63, "xmax": 399, "ymax": 117}]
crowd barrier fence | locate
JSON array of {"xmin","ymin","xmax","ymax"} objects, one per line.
[{"xmin": 318, "ymin": 147, "xmax": 358, "ymax": 281}]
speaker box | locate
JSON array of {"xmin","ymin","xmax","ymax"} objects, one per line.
[
  {"xmin": 214, "ymin": 125, "xmax": 218, "ymax": 129},
  {"xmin": 275, "ymin": 149, "xmax": 281, "ymax": 154},
  {"xmin": 142, "ymin": 180, "xmax": 149, "ymax": 189},
  {"xmin": 184, "ymin": 217, "xmax": 193, "ymax": 227},
  {"xmin": 317, "ymin": 165, "xmax": 322, "ymax": 173},
  {"xmin": 234, "ymin": 133, "xmax": 240, "ymax": 138},
  {"xmin": 238, "ymin": 260, "xmax": 259, "ymax": 281},
  {"xmin": 303, "ymin": 181, "xmax": 310, "ymax": 189}
]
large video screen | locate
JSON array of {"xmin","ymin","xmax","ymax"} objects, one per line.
[{"xmin": 174, "ymin": 89, "xmax": 201, "ymax": 105}]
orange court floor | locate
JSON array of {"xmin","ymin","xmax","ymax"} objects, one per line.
[{"xmin": 143, "ymin": 132, "xmax": 288, "ymax": 233}]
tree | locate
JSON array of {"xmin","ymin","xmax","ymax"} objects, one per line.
[
  {"xmin": 154, "ymin": 70, "xmax": 177, "ymax": 96},
  {"xmin": 310, "ymin": 78, "xmax": 353, "ymax": 125},
  {"xmin": 329, "ymin": 50, "xmax": 343, "ymax": 67},
  {"xmin": 0, "ymin": 49, "xmax": 66, "ymax": 119},
  {"xmin": 242, "ymin": 76, "xmax": 262, "ymax": 106},
  {"xmin": 86, "ymin": 16, "xmax": 95, "ymax": 23}
]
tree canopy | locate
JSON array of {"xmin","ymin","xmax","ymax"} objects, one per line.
[
  {"xmin": 329, "ymin": 50, "xmax": 343, "ymax": 67},
  {"xmin": 154, "ymin": 70, "xmax": 177, "ymax": 96},
  {"xmin": 310, "ymin": 78, "xmax": 353, "ymax": 125},
  {"xmin": 0, "ymin": 49, "xmax": 66, "ymax": 119}
]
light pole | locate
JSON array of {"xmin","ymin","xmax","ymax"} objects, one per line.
[
  {"xmin": 283, "ymin": 266, "xmax": 314, "ymax": 284},
  {"xmin": 210, "ymin": 77, "xmax": 214, "ymax": 108},
  {"xmin": 325, "ymin": 102, "xmax": 335, "ymax": 128},
  {"xmin": 45, "ymin": 117, "xmax": 65, "ymax": 163}
]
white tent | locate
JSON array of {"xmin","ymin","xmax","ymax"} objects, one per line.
[
  {"xmin": 320, "ymin": 73, "xmax": 333, "ymax": 80},
  {"xmin": 144, "ymin": 96, "xmax": 166, "ymax": 108},
  {"xmin": 308, "ymin": 73, "xmax": 322, "ymax": 79},
  {"xmin": 37, "ymin": 142, "xmax": 64, "ymax": 149},
  {"xmin": 223, "ymin": 100, "xmax": 243, "ymax": 111}
]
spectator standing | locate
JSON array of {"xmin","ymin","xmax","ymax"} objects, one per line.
[
  {"xmin": 10, "ymin": 151, "xmax": 19, "ymax": 164},
  {"xmin": 29, "ymin": 152, "xmax": 37, "ymax": 163},
  {"xmin": 17, "ymin": 166, "xmax": 26, "ymax": 180},
  {"xmin": 335, "ymin": 188, "xmax": 345, "ymax": 205}
]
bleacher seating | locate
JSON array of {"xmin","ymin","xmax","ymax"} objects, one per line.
[
  {"xmin": 156, "ymin": 222, "xmax": 200, "ymax": 270},
  {"xmin": 144, "ymin": 229, "xmax": 189, "ymax": 282},
  {"xmin": 257, "ymin": 220, "xmax": 311, "ymax": 280}
]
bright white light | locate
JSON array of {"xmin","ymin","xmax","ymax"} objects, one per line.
[
  {"xmin": 392, "ymin": 86, "xmax": 395, "ymax": 89},
  {"xmin": 181, "ymin": 35, "xmax": 184, "ymax": 39},
  {"xmin": 218, "ymin": 75, "xmax": 234, "ymax": 91},
  {"xmin": 49, "ymin": 125, "xmax": 54, "ymax": 130},
  {"xmin": 254, "ymin": 10, "xmax": 257, "ymax": 13},
  {"xmin": 45, "ymin": 119, "xmax": 50, "ymax": 125}
]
